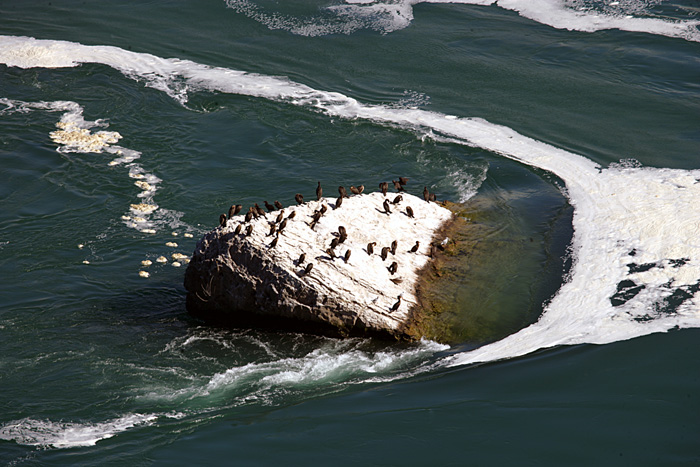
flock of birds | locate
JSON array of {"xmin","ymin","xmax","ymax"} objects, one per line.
[{"xmin": 216, "ymin": 178, "xmax": 441, "ymax": 313}]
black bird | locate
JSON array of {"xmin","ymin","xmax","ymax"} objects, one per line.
[
  {"xmin": 295, "ymin": 193, "xmax": 304, "ymax": 205},
  {"xmin": 269, "ymin": 236, "xmax": 279, "ymax": 248},
  {"xmin": 392, "ymin": 195, "xmax": 403, "ymax": 204},
  {"xmin": 379, "ymin": 182, "xmax": 388, "ymax": 196},
  {"xmin": 264, "ymin": 201, "xmax": 275, "ymax": 212},
  {"xmin": 410, "ymin": 241, "xmax": 420, "ymax": 253},
  {"xmin": 390, "ymin": 295, "xmax": 402, "ymax": 312},
  {"xmin": 429, "ymin": 193, "xmax": 437, "ymax": 202},
  {"xmin": 330, "ymin": 238, "xmax": 339, "ymax": 250},
  {"xmin": 287, "ymin": 211, "xmax": 296, "ymax": 220},
  {"xmin": 383, "ymin": 199, "xmax": 392, "ymax": 214},
  {"xmin": 350, "ymin": 186, "xmax": 360, "ymax": 195},
  {"xmin": 268, "ymin": 224, "xmax": 276, "ymax": 236},
  {"xmin": 312, "ymin": 211, "xmax": 322, "ymax": 223},
  {"xmin": 249, "ymin": 206, "xmax": 259, "ymax": 219},
  {"xmin": 319, "ymin": 204, "xmax": 328, "ymax": 215},
  {"xmin": 367, "ymin": 242, "xmax": 376, "ymax": 255},
  {"xmin": 335, "ymin": 196, "xmax": 343, "ymax": 209},
  {"xmin": 338, "ymin": 186, "xmax": 348, "ymax": 198},
  {"xmin": 298, "ymin": 253, "xmax": 306, "ymax": 264},
  {"xmin": 390, "ymin": 240, "xmax": 397, "ymax": 255},
  {"xmin": 398, "ymin": 177, "xmax": 409, "ymax": 186},
  {"xmin": 304, "ymin": 262, "xmax": 314, "ymax": 275},
  {"xmin": 234, "ymin": 224, "xmax": 242, "ymax": 235},
  {"xmin": 245, "ymin": 224, "xmax": 253, "ymax": 236},
  {"xmin": 392, "ymin": 180, "xmax": 403, "ymax": 192},
  {"xmin": 228, "ymin": 205, "xmax": 236, "ymax": 219},
  {"xmin": 338, "ymin": 232, "xmax": 348, "ymax": 244},
  {"xmin": 326, "ymin": 248, "xmax": 336, "ymax": 259},
  {"xmin": 233, "ymin": 204, "xmax": 243, "ymax": 216},
  {"xmin": 406, "ymin": 206, "xmax": 414, "ymax": 218},
  {"xmin": 338, "ymin": 226, "xmax": 347, "ymax": 237},
  {"xmin": 357, "ymin": 185, "xmax": 365, "ymax": 194},
  {"xmin": 316, "ymin": 181, "xmax": 323, "ymax": 201},
  {"xmin": 423, "ymin": 186, "xmax": 430, "ymax": 202},
  {"xmin": 309, "ymin": 220, "xmax": 318, "ymax": 230},
  {"xmin": 380, "ymin": 247, "xmax": 389, "ymax": 261},
  {"xmin": 274, "ymin": 200, "xmax": 284, "ymax": 210},
  {"xmin": 344, "ymin": 249, "xmax": 351, "ymax": 263},
  {"xmin": 275, "ymin": 211, "xmax": 284, "ymax": 224},
  {"xmin": 245, "ymin": 211, "xmax": 253, "ymax": 223},
  {"xmin": 219, "ymin": 213, "xmax": 227, "ymax": 227},
  {"xmin": 278, "ymin": 219, "xmax": 288, "ymax": 232},
  {"xmin": 388, "ymin": 261, "xmax": 398, "ymax": 275}
]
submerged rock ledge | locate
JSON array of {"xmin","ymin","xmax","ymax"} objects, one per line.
[{"xmin": 184, "ymin": 192, "xmax": 455, "ymax": 340}]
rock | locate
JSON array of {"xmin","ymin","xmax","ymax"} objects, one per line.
[{"xmin": 184, "ymin": 192, "xmax": 455, "ymax": 340}]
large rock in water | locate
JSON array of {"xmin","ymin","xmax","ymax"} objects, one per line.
[{"xmin": 184, "ymin": 192, "xmax": 455, "ymax": 340}]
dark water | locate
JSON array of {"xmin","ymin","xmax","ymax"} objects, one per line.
[{"xmin": 1, "ymin": 1, "xmax": 699, "ymax": 464}]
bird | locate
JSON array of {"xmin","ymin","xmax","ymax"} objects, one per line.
[
  {"xmin": 367, "ymin": 242, "xmax": 376, "ymax": 255},
  {"xmin": 268, "ymin": 224, "xmax": 276, "ymax": 236},
  {"xmin": 423, "ymin": 186, "xmax": 430, "ymax": 202},
  {"xmin": 406, "ymin": 206, "xmax": 414, "ymax": 218},
  {"xmin": 219, "ymin": 214, "xmax": 227, "ymax": 227},
  {"xmin": 316, "ymin": 181, "xmax": 322, "ymax": 201},
  {"xmin": 274, "ymin": 200, "xmax": 284, "ymax": 210},
  {"xmin": 298, "ymin": 253, "xmax": 306, "ymax": 264},
  {"xmin": 234, "ymin": 224, "xmax": 242, "ymax": 235},
  {"xmin": 429, "ymin": 193, "xmax": 437, "ymax": 202},
  {"xmin": 249, "ymin": 206, "xmax": 259, "ymax": 219},
  {"xmin": 381, "ymin": 247, "xmax": 389, "ymax": 261},
  {"xmin": 269, "ymin": 236, "xmax": 279, "ymax": 248},
  {"xmin": 245, "ymin": 224, "xmax": 253, "ymax": 236},
  {"xmin": 390, "ymin": 240, "xmax": 398, "ymax": 255},
  {"xmin": 410, "ymin": 241, "xmax": 420, "ymax": 253},
  {"xmin": 383, "ymin": 199, "xmax": 391, "ymax": 214},
  {"xmin": 228, "ymin": 205, "xmax": 236, "ymax": 219},
  {"xmin": 344, "ymin": 249, "xmax": 351, "ymax": 263},
  {"xmin": 338, "ymin": 226, "xmax": 347, "ymax": 237},
  {"xmin": 319, "ymin": 204, "xmax": 328, "ymax": 215},
  {"xmin": 388, "ymin": 261, "xmax": 398, "ymax": 275},
  {"xmin": 392, "ymin": 195, "xmax": 403, "ymax": 204},
  {"xmin": 392, "ymin": 180, "xmax": 403, "ymax": 192},
  {"xmin": 390, "ymin": 295, "xmax": 402, "ymax": 312},
  {"xmin": 278, "ymin": 219, "xmax": 288, "ymax": 232},
  {"xmin": 326, "ymin": 248, "xmax": 336, "ymax": 259},
  {"xmin": 338, "ymin": 186, "xmax": 348, "ymax": 198},
  {"xmin": 350, "ymin": 186, "xmax": 360, "ymax": 195},
  {"xmin": 330, "ymin": 238, "xmax": 339, "ymax": 250},
  {"xmin": 357, "ymin": 185, "xmax": 364, "ymax": 194},
  {"xmin": 338, "ymin": 232, "xmax": 347, "ymax": 244},
  {"xmin": 255, "ymin": 203, "xmax": 266, "ymax": 217},
  {"xmin": 304, "ymin": 262, "xmax": 314, "ymax": 275},
  {"xmin": 264, "ymin": 201, "xmax": 275, "ymax": 212},
  {"xmin": 244, "ymin": 211, "xmax": 253, "ymax": 223},
  {"xmin": 379, "ymin": 182, "xmax": 388, "ymax": 196},
  {"xmin": 275, "ymin": 211, "xmax": 284, "ymax": 223},
  {"xmin": 335, "ymin": 196, "xmax": 343, "ymax": 209},
  {"xmin": 295, "ymin": 193, "xmax": 304, "ymax": 205},
  {"xmin": 309, "ymin": 220, "xmax": 318, "ymax": 230},
  {"xmin": 312, "ymin": 211, "xmax": 322, "ymax": 223},
  {"xmin": 232, "ymin": 204, "xmax": 243, "ymax": 216},
  {"xmin": 399, "ymin": 177, "xmax": 409, "ymax": 186},
  {"xmin": 287, "ymin": 211, "xmax": 296, "ymax": 220}
]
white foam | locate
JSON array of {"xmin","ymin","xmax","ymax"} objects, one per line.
[
  {"xmin": 2, "ymin": 36, "xmax": 698, "ymax": 367},
  {"xmin": 0, "ymin": 413, "xmax": 158, "ymax": 448}
]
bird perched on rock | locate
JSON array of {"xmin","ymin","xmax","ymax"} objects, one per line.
[
  {"xmin": 269, "ymin": 236, "xmax": 279, "ymax": 248},
  {"xmin": 278, "ymin": 219, "xmax": 288, "ymax": 232},
  {"xmin": 338, "ymin": 226, "xmax": 347, "ymax": 237},
  {"xmin": 423, "ymin": 186, "xmax": 430, "ymax": 202},
  {"xmin": 367, "ymin": 242, "xmax": 376, "ymax": 255},
  {"xmin": 339, "ymin": 232, "xmax": 347, "ymax": 244},
  {"xmin": 406, "ymin": 206, "xmax": 414, "ymax": 218},
  {"xmin": 249, "ymin": 206, "xmax": 259, "ymax": 219},
  {"xmin": 234, "ymin": 224, "xmax": 242, "ymax": 235},
  {"xmin": 357, "ymin": 185, "xmax": 364, "ymax": 194},
  {"xmin": 390, "ymin": 295, "xmax": 402, "ymax": 312},
  {"xmin": 304, "ymin": 262, "xmax": 314, "ymax": 275},
  {"xmin": 295, "ymin": 193, "xmax": 304, "ymax": 205},
  {"xmin": 330, "ymin": 238, "xmax": 340, "ymax": 250},
  {"xmin": 350, "ymin": 186, "xmax": 360, "ymax": 195},
  {"xmin": 392, "ymin": 180, "xmax": 403, "ymax": 192},
  {"xmin": 344, "ymin": 249, "xmax": 351, "ymax": 263},
  {"xmin": 268, "ymin": 224, "xmax": 276, "ymax": 236},
  {"xmin": 264, "ymin": 201, "xmax": 275, "ymax": 212},
  {"xmin": 390, "ymin": 240, "xmax": 398, "ymax": 255},
  {"xmin": 399, "ymin": 177, "xmax": 409, "ymax": 186},
  {"xmin": 319, "ymin": 204, "xmax": 328, "ymax": 215},
  {"xmin": 338, "ymin": 186, "xmax": 348, "ymax": 198},
  {"xmin": 255, "ymin": 204, "xmax": 266, "ymax": 217},
  {"xmin": 381, "ymin": 247, "xmax": 390, "ymax": 261},
  {"xmin": 312, "ymin": 211, "xmax": 322, "ymax": 223},
  {"xmin": 245, "ymin": 225, "xmax": 253, "ymax": 236},
  {"xmin": 244, "ymin": 211, "xmax": 253, "ymax": 223},
  {"xmin": 335, "ymin": 196, "xmax": 343, "ymax": 209},
  {"xmin": 275, "ymin": 211, "xmax": 284, "ymax": 224},
  {"xmin": 227, "ymin": 205, "xmax": 237, "ymax": 219},
  {"xmin": 388, "ymin": 261, "xmax": 398, "ymax": 275},
  {"xmin": 379, "ymin": 182, "xmax": 388, "ymax": 196},
  {"xmin": 326, "ymin": 248, "xmax": 336, "ymax": 259},
  {"xmin": 287, "ymin": 211, "xmax": 296, "ymax": 220},
  {"xmin": 392, "ymin": 195, "xmax": 403, "ymax": 204},
  {"xmin": 429, "ymin": 193, "xmax": 437, "ymax": 202},
  {"xmin": 316, "ymin": 181, "xmax": 322, "ymax": 201},
  {"xmin": 383, "ymin": 199, "xmax": 391, "ymax": 214},
  {"xmin": 410, "ymin": 241, "xmax": 420, "ymax": 253},
  {"xmin": 274, "ymin": 200, "xmax": 284, "ymax": 210},
  {"xmin": 298, "ymin": 253, "xmax": 306, "ymax": 264},
  {"xmin": 219, "ymin": 214, "xmax": 227, "ymax": 227}
]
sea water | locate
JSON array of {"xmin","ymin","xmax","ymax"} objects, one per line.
[{"xmin": 0, "ymin": 1, "xmax": 698, "ymax": 465}]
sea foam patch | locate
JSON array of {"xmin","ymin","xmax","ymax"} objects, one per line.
[{"xmin": 1, "ymin": 36, "xmax": 698, "ymax": 366}]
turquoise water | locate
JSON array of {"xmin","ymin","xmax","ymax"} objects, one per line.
[{"xmin": 1, "ymin": 1, "xmax": 699, "ymax": 464}]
